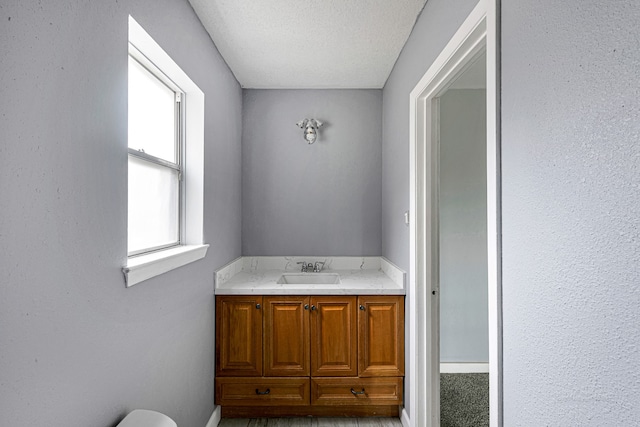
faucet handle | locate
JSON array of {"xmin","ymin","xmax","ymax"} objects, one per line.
[
  {"xmin": 313, "ymin": 261, "xmax": 325, "ymax": 272},
  {"xmin": 297, "ymin": 261, "xmax": 307, "ymax": 272}
]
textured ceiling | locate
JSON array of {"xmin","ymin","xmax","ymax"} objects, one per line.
[{"xmin": 188, "ymin": 0, "xmax": 427, "ymax": 89}]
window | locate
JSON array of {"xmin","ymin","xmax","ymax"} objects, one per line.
[
  {"xmin": 123, "ymin": 16, "xmax": 208, "ymax": 287},
  {"xmin": 127, "ymin": 52, "xmax": 183, "ymax": 255}
]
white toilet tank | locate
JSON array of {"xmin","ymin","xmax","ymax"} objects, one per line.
[{"xmin": 117, "ymin": 409, "xmax": 177, "ymax": 427}]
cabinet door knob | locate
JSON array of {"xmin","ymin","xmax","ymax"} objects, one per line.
[
  {"xmin": 255, "ymin": 388, "xmax": 270, "ymax": 395},
  {"xmin": 304, "ymin": 304, "xmax": 309, "ymax": 310},
  {"xmin": 311, "ymin": 305, "xmax": 317, "ymax": 311},
  {"xmin": 256, "ymin": 303, "xmax": 261, "ymax": 309},
  {"xmin": 359, "ymin": 305, "xmax": 365, "ymax": 311},
  {"xmin": 350, "ymin": 388, "xmax": 365, "ymax": 395}
]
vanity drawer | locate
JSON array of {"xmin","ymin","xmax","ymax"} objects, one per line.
[
  {"xmin": 311, "ymin": 377, "xmax": 403, "ymax": 406},
  {"xmin": 215, "ymin": 377, "xmax": 310, "ymax": 406}
]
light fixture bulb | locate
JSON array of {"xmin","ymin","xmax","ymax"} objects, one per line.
[
  {"xmin": 305, "ymin": 130, "xmax": 317, "ymax": 143},
  {"xmin": 296, "ymin": 118, "xmax": 324, "ymax": 144}
]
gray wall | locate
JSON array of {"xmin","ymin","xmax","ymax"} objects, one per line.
[
  {"xmin": 381, "ymin": 0, "xmax": 481, "ymax": 415},
  {"xmin": 502, "ymin": 0, "xmax": 640, "ymax": 424},
  {"xmin": 385, "ymin": 0, "xmax": 640, "ymax": 422},
  {"xmin": 382, "ymin": 0, "xmax": 480, "ymax": 274},
  {"xmin": 242, "ymin": 90, "xmax": 382, "ymax": 256},
  {"xmin": 0, "ymin": 1, "xmax": 242, "ymax": 427},
  {"xmin": 439, "ymin": 89, "xmax": 488, "ymax": 363}
]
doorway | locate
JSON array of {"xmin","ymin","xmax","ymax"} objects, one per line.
[
  {"xmin": 437, "ymin": 52, "xmax": 489, "ymax": 426},
  {"xmin": 407, "ymin": 1, "xmax": 501, "ymax": 426}
]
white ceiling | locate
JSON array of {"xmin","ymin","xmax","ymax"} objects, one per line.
[{"xmin": 188, "ymin": 0, "xmax": 428, "ymax": 89}]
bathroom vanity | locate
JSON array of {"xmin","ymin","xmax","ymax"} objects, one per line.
[{"xmin": 214, "ymin": 257, "xmax": 405, "ymax": 418}]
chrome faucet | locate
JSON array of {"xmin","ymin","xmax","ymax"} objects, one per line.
[
  {"xmin": 297, "ymin": 261, "xmax": 313, "ymax": 272},
  {"xmin": 297, "ymin": 261, "xmax": 324, "ymax": 272}
]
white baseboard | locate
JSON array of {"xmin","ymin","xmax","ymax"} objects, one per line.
[
  {"xmin": 440, "ymin": 362, "xmax": 489, "ymax": 373},
  {"xmin": 401, "ymin": 408, "xmax": 411, "ymax": 427},
  {"xmin": 205, "ymin": 405, "xmax": 221, "ymax": 427}
]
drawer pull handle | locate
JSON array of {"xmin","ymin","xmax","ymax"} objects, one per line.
[
  {"xmin": 350, "ymin": 388, "xmax": 365, "ymax": 395},
  {"xmin": 255, "ymin": 388, "xmax": 270, "ymax": 395}
]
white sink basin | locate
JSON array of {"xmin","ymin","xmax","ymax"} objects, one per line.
[{"xmin": 277, "ymin": 273, "xmax": 341, "ymax": 285}]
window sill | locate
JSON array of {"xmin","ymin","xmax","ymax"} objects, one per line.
[{"xmin": 122, "ymin": 244, "xmax": 209, "ymax": 287}]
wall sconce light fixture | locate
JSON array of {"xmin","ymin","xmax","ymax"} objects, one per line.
[{"xmin": 296, "ymin": 118, "xmax": 324, "ymax": 144}]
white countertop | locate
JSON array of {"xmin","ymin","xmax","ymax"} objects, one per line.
[{"xmin": 214, "ymin": 257, "xmax": 405, "ymax": 296}]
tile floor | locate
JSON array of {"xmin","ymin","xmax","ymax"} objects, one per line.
[{"xmin": 218, "ymin": 418, "xmax": 403, "ymax": 426}]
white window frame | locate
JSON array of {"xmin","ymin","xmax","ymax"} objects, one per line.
[
  {"xmin": 127, "ymin": 48, "xmax": 184, "ymax": 256},
  {"xmin": 123, "ymin": 16, "xmax": 208, "ymax": 287}
]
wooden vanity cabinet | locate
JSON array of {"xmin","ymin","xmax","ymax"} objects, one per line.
[
  {"xmin": 263, "ymin": 296, "xmax": 310, "ymax": 377},
  {"xmin": 311, "ymin": 377, "xmax": 404, "ymax": 406},
  {"xmin": 215, "ymin": 295, "xmax": 263, "ymax": 377},
  {"xmin": 358, "ymin": 295, "xmax": 405, "ymax": 377},
  {"xmin": 215, "ymin": 294, "xmax": 404, "ymax": 417},
  {"xmin": 310, "ymin": 296, "xmax": 358, "ymax": 377},
  {"xmin": 215, "ymin": 377, "xmax": 310, "ymax": 407}
]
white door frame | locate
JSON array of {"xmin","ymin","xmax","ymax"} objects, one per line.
[{"xmin": 407, "ymin": 1, "xmax": 502, "ymax": 426}]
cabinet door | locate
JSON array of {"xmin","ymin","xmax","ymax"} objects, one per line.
[
  {"xmin": 264, "ymin": 296, "xmax": 310, "ymax": 376},
  {"xmin": 310, "ymin": 296, "xmax": 357, "ymax": 377},
  {"xmin": 216, "ymin": 296, "xmax": 263, "ymax": 377},
  {"xmin": 358, "ymin": 296, "xmax": 405, "ymax": 377}
]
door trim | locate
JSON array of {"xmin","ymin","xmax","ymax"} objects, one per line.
[{"xmin": 407, "ymin": 1, "xmax": 502, "ymax": 426}]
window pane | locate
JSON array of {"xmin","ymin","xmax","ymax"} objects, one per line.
[
  {"xmin": 128, "ymin": 155, "xmax": 179, "ymax": 254},
  {"xmin": 128, "ymin": 56, "xmax": 177, "ymax": 163}
]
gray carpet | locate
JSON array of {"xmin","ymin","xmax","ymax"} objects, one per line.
[{"xmin": 440, "ymin": 373, "xmax": 489, "ymax": 427}]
